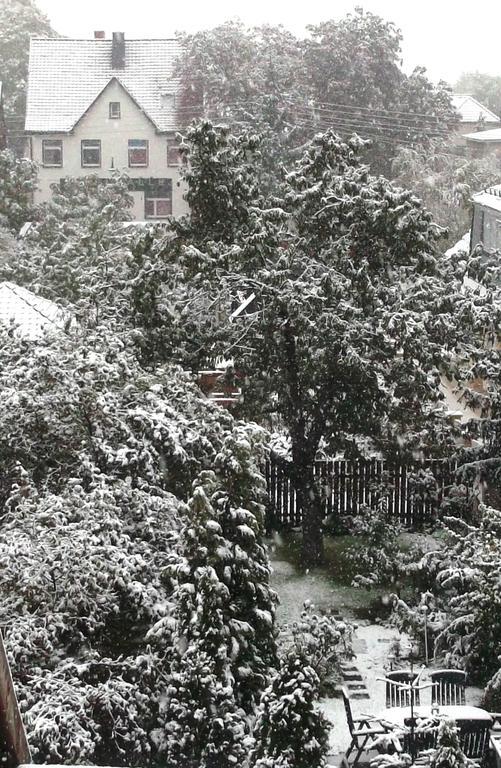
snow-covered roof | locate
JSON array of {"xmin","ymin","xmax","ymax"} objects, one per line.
[
  {"xmin": 444, "ymin": 231, "xmax": 470, "ymax": 259},
  {"xmin": 472, "ymin": 184, "xmax": 501, "ymax": 213},
  {"xmin": 0, "ymin": 282, "xmax": 72, "ymax": 339},
  {"xmin": 452, "ymin": 94, "xmax": 500, "ymax": 124},
  {"xmin": 464, "ymin": 127, "xmax": 501, "ymax": 143},
  {"xmin": 25, "ymin": 37, "xmax": 182, "ymax": 133}
]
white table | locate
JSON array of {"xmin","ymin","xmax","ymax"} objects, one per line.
[{"xmin": 380, "ymin": 705, "xmax": 493, "ymax": 728}]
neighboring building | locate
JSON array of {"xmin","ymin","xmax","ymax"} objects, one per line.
[
  {"xmin": 451, "ymin": 94, "xmax": 501, "ymax": 146},
  {"xmin": 470, "ymin": 184, "xmax": 501, "ymax": 252},
  {"xmin": 464, "ymin": 127, "xmax": 501, "ymax": 161},
  {"xmin": 24, "ymin": 33, "xmax": 188, "ymax": 221},
  {"xmin": 0, "ymin": 281, "xmax": 73, "ymax": 339},
  {"xmin": 0, "ymin": 82, "xmax": 6, "ymax": 150}
]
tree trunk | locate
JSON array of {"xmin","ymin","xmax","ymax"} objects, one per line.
[{"xmin": 291, "ymin": 448, "xmax": 324, "ymax": 566}]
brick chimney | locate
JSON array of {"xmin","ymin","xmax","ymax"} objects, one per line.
[
  {"xmin": 112, "ymin": 32, "xmax": 125, "ymax": 69},
  {"xmin": 94, "ymin": 31, "xmax": 105, "ymax": 39}
]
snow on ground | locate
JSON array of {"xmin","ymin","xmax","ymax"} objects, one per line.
[{"xmin": 270, "ymin": 540, "xmax": 485, "ymax": 766}]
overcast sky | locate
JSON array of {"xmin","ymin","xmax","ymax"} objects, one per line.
[{"xmin": 35, "ymin": 0, "xmax": 501, "ymax": 86}]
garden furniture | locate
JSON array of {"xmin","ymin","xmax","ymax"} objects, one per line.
[
  {"xmin": 341, "ymin": 687, "xmax": 401, "ymax": 767},
  {"xmin": 430, "ymin": 669, "xmax": 467, "ymax": 706},
  {"xmin": 385, "ymin": 670, "xmax": 420, "ymax": 707},
  {"xmin": 379, "ymin": 705, "xmax": 493, "ymax": 763}
]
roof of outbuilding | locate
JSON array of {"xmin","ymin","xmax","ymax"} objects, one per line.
[
  {"xmin": 0, "ymin": 281, "xmax": 72, "ymax": 339},
  {"xmin": 464, "ymin": 127, "xmax": 501, "ymax": 142},
  {"xmin": 25, "ymin": 37, "xmax": 182, "ymax": 133},
  {"xmin": 451, "ymin": 94, "xmax": 500, "ymax": 124},
  {"xmin": 472, "ymin": 184, "xmax": 501, "ymax": 213}
]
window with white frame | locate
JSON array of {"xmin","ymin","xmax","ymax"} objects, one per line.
[
  {"xmin": 128, "ymin": 139, "xmax": 149, "ymax": 167},
  {"xmin": 167, "ymin": 138, "xmax": 181, "ymax": 166},
  {"xmin": 42, "ymin": 139, "xmax": 63, "ymax": 167},
  {"xmin": 109, "ymin": 101, "xmax": 121, "ymax": 119},
  {"xmin": 81, "ymin": 139, "xmax": 101, "ymax": 167},
  {"xmin": 144, "ymin": 178, "xmax": 172, "ymax": 219}
]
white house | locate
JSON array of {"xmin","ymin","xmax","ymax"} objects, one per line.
[
  {"xmin": 451, "ymin": 94, "xmax": 501, "ymax": 146},
  {"xmin": 24, "ymin": 32, "xmax": 189, "ymax": 221}
]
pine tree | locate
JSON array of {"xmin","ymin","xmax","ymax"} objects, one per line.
[
  {"xmin": 169, "ymin": 477, "xmax": 278, "ymax": 712},
  {"xmin": 250, "ymin": 650, "xmax": 330, "ymax": 768}
]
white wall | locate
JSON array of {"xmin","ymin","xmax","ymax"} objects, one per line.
[{"xmin": 29, "ymin": 79, "xmax": 189, "ymax": 220}]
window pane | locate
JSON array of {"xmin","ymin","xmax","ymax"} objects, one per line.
[
  {"xmin": 145, "ymin": 199, "xmax": 155, "ymax": 217},
  {"xmin": 81, "ymin": 140, "xmax": 101, "ymax": 167},
  {"xmin": 167, "ymin": 143, "xmax": 181, "ymax": 166},
  {"xmin": 128, "ymin": 140, "xmax": 148, "ymax": 167},
  {"xmin": 109, "ymin": 102, "xmax": 121, "ymax": 119},
  {"xmin": 156, "ymin": 199, "xmax": 171, "ymax": 216},
  {"xmin": 42, "ymin": 140, "xmax": 62, "ymax": 166}
]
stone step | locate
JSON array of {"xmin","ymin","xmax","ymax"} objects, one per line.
[
  {"xmin": 342, "ymin": 671, "xmax": 363, "ymax": 681},
  {"xmin": 350, "ymin": 691, "xmax": 371, "ymax": 699},
  {"xmin": 347, "ymin": 683, "xmax": 367, "ymax": 691}
]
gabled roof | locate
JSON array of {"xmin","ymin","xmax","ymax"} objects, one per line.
[
  {"xmin": 464, "ymin": 127, "xmax": 501, "ymax": 142},
  {"xmin": 472, "ymin": 184, "xmax": 501, "ymax": 213},
  {"xmin": 0, "ymin": 282, "xmax": 72, "ymax": 339},
  {"xmin": 25, "ymin": 38, "xmax": 182, "ymax": 133},
  {"xmin": 451, "ymin": 94, "xmax": 500, "ymax": 124}
]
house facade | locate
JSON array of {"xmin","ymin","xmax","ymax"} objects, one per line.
[
  {"xmin": 451, "ymin": 94, "xmax": 501, "ymax": 147},
  {"xmin": 470, "ymin": 184, "xmax": 501, "ymax": 252},
  {"xmin": 464, "ymin": 127, "xmax": 501, "ymax": 162},
  {"xmin": 24, "ymin": 33, "xmax": 189, "ymax": 221}
]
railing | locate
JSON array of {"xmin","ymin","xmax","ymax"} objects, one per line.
[{"xmin": 265, "ymin": 456, "xmax": 458, "ymax": 529}]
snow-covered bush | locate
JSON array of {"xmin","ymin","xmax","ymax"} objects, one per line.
[
  {"xmin": 482, "ymin": 664, "xmax": 501, "ymax": 712},
  {"xmin": 348, "ymin": 496, "xmax": 402, "ymax": 589},
  {"xmin": 284, "ymin": 602, "xmax": 352, "ymax": 694},
  {"xmin": 250, "ymin": 651, "xmax": 330, "ymax": 768},
  {"xmin": 390, "ymin": 507, "xmax": 501, "ymax": 682},
  {"xmin": 0, "ymin": 149, "xmax": 37, "ymax": 230},
  {"xmin": 0, "ymin": 326, "xmax": 272, "ymax": 764}
]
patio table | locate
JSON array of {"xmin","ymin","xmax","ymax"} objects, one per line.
[{"xmin": 380, "ymin": 706, "xmax": 493, "ymax": 727}]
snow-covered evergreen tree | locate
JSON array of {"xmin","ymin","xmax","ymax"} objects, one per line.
[
  {"xmin": 0, "ymin": 148, "xmax": 37, "ymax": 230},
  {"xmin": 250, "ymin": 650, "xmax": 330, "ymax": 768},
  {"xmin": 164, "ymin": 472, "xmax": 277, "ymax": 709},
  {"xmin": 0, "ymin": 0, "xmax": 55, "ymax": 118}
]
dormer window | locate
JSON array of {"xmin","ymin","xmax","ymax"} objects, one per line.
[{"xmin": 109, "ymin": 102, "xmax": 121, "ymax": 119}]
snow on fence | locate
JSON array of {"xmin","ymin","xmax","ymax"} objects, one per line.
[{"xmin": 265, "ymin": 456, "xmax": 458, "ymax": 529}]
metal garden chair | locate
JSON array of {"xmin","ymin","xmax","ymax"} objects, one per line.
[{"xmin": 430, "ymin": 669, "xmax": 467, "ymax": 706}]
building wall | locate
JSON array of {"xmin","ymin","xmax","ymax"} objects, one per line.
[
  {"xmin": 453, "ymin": 122, "xmax": 501, "ymax": 148},
  {"xmin": 465, "ymin": 139, "xmax": 501, "ymax": 161},
  {"xmin": 471, "ymin": 202, "xmax": 501, "ymax": 251},
  {"xmin": 27, "ymin": 79, "xmax": 188, "ymax": 220}
]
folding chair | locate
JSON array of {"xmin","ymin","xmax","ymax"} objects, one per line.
[
  {"xmin": 430, "ymin": 669, "xmax": 467, "ymax": 706},
  {"xmin": 385, "ymin": 670, "xmax": 420, "ymax": 708},
  {"xmin": 341, "ymin": 687, "xmax": 398, "ymax": 767}
]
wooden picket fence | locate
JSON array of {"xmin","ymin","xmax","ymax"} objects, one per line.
[{"xmin": 265, "ymin": 456, "xmax": 458, "ymax": 529}]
